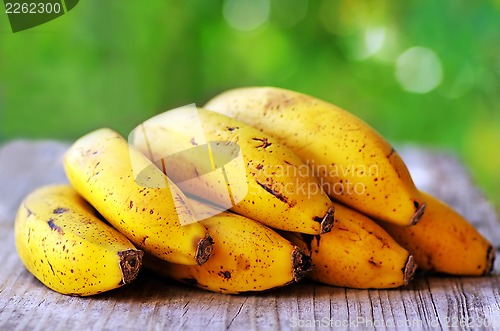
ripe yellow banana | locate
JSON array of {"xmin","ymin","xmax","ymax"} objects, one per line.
[
  {"xmin": 131, "ymin": 106, "xmax": 334, "ymax": 235},
  {"xmin": 14, "ymin": 185, "xmax": 143, "ymax": 296},
  {"xmin": 379, "ymin": 191, "xmax": 495, "ymax": 276},
  {"xmin": 145, "ymin": 199, "xmax": 312, "ymax": 294},
  {"xmin": 64, "ymin": 128, "xmax": 213, "ymax": 266},
  {"xmin": 205, "ymin": 87, "xmax": 425, "ymax": 226},
  {"xmin": 282, "ymin": 202, "xmax": 415, "ymax": 289}
]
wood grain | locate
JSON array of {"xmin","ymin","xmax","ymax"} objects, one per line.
[{"xmin": 0, "ymin": 141, "xmax": 499, "ymax": 330}]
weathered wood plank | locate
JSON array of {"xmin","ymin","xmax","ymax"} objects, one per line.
[{"xmin": 0, "ymin": 141, "xmax": 499, "ymax": 330}]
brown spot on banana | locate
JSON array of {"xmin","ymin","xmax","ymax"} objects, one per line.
[
  {"xmin": 195, "ymin": 235, "xmax": 214, "ymax": 266},
  {"xmin": 368, "ymin": 259, "xmax": 381, "ymax": 268},
  {"xmin": 25, "ymin": 205, "xmax": 33, "ymax": 217},
  {"xmin": 219, "ymin": 271, "xmax": 231, "ymax": 279},
  {"xmin": 118, "ymin": 249, "xmax": 144, "ymax": 285},
  {"xmin": 139, "ymin": 236, "xmax": 148, "ymax": 246},
  {"xmin": 424, "ymin": 253, "xmax": 434, "ymax": 270},
  {"xmin": 46, "ymin": 259, "xmax": 57, "ymax": 277},
  {"xmin": 292, "ymin": 247, "xmax": 312, "ymax": 282},
  {"xmin": 264, "ymin": 94, "xmax": 297, "ymax": 111},
  {"xmin": 53, "ymin": 208, "xmax": 68, "ymax": 214},
  {"xmin": 255, "ymin": 180, "xmax": 290, "ymax": 206},
  {"xmin": 370, "ymin": 232, "xmax": 390, "ymax": 249},
  {"xmin": 47, "ymin": 219, "xmax": 63, "ymax": 234},
  {"xmin": 252, "ymin": 137, "xmax": 272, "ymax": 149}
]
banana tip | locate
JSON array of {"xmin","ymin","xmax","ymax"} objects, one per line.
[
  {"xmin": 118, "ymin": 249, "xmax": 144, "ymax": 284},
  {"xmin": 292, "ymin": 247, "xmax": 312, "ymax": 282},
  {"xmin": 319, "ymin": 206, "xmax": 335, "ymax": 234},
  {"xmin": 403, "ymin": 255, "xmax": 417, "ymax": 286},
  {"xmin": 484, "ymin": 246, "xmax": 496, "ymax": 275},
  {"xmin": 196, "ymin": 235, "xmax": 214, "ymax": 266},
  {"xmin": 409, "ymin": 203, "xmax": 426, "ymax": 225}
]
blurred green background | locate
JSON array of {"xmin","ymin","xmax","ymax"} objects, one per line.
[{"xmin": 1, "ymin": 0, "xmax": 499, "ymax": 206}]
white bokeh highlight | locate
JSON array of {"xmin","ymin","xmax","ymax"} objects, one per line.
[
  {"xmin": 223, "ymin": 0, "xmax": 270, "ymax": 31},
  {"xmin": 355, "ymin": 27, "xmax": 387, "ymax": 59},
  {"xmin": 396, "ymin": 47, "xmax": 443, "ymax": 94}
]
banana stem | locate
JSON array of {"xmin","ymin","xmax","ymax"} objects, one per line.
[
  {"xmin": 403, "ymin": 255, "xmax": 417, "ymax": 286},
  {"xmin": 409, "ymin": 202, "xmax": 427, "ymax": 225},
  {"xmin": 318, "ymin": 207, "xmax": 335, "ymax": 234},
  {"xmin": 118, "ymin": 249, "xmax": 144, "ymax": 284},
  {"xmin": 484, "ymin": 246, "xmax": 496, "ymax": 275},
  {"xmin": 195, "ymin": 235, "xmax": 214, "ymax": 266},
  {"xmin": 292, "ymin": 247, "xmax": 312, "ymax": 282}
]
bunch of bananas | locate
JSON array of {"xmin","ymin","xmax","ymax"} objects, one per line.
[{"xmin": 15, "ymin": 87, "xmax": 495, "ymax": 296}]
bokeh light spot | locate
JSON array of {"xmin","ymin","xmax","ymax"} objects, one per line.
[
  {"xmin": 396, "ymin": 47, "xmax": 443, "ymax": 94},
  {"xmin": 223, "ymin": 0, "xmax": 270, "ymax": 32},
  {"xmin": 364, "ymin": 27, "xmax": 386, "ymax": 57},
  {"xmin": 354, "ymin": 27, "xmax": 386, "ymax": 60}
]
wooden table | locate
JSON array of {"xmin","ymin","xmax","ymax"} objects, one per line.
[{"xmin": 1, "ymin": 141, "xmax": 499, "ymax": 330}]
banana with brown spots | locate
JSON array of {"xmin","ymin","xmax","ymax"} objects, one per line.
[
  {"xmin": 14, "ymin": 185, "xmax": 143, "ymax": 296},
  {"xmin": 379, "ymin": 191, "xmax": 495, "ymax": 276},
  {"xmin": 64, "ymin": 128, "xmax": 213, "ymax": 266},
  {"xmin": 130, "ymin": 107, "xmax": 334, "ymax": 235},
  {"xmin": 283, "ymin": 201, "xmax": 416, "ymax": 289},
  {"xmin": 145, "ymin": 199, "xmax": 311, "ymax": 294},
  {"xmin": 205, "ymin": 86, "xmax": 425, "ymax": 226}
]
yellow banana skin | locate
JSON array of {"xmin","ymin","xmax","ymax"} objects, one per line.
[
  {"xmin": 205, "ymin": 87, "xmax": 425, "ymax": 226},
  {"xmin": 14, "ymin": 185, "xmax": 143, "ymax": 296},
  {"xmin": 64, "ymin": 128, "xmax": 213, "ymax": 266},
  {"xmin": 145, "ymin": 199, "xmax": 312, "ymax": 294},
  {"xmin": 131, "ymin": 107, "xmax": 334, "ymax": 235},
  {"xmin": 283, "ymin": 202, "xmax": 415, "ymax": 289},
  {"xmin": 379, "ymin": 191, "xmax": 495, "ymax": 276}
]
